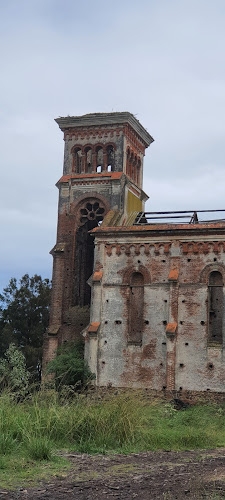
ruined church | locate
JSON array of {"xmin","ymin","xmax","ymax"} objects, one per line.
[{"xmin": 43, "ymin": 112, "xmax": 225, "ymax": 393}]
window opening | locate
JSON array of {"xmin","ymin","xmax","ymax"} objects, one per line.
[
  {"xmin": 96, "ymin": 147, "xmax": 103, "ymax": 173},
  {"xmin": 107, "ymin": 145, "xmax": 115, "ymax": 171},
  {"xmin": 74, "ymin": 148, "xmax": 82, "ymax": 174},
  {"xmin": 84, "ymin": 147, "xmax": 92, "ymax": 173},
  {"xmin": 208, "ymin": 271, "xmax": 223, "ymax": 344},
  {"xmin": 73, "ymin": 201, "xmax": 105, "ymax": 306},
  {"xmin": 128, "ymin": 272, "xmax": 144, "ymax": 344},
  {"xmin": 129, "ymin": 152, "xmax": 133, "ymax": 178},
  {"xmin": 126, "ymin": 149, "xmax": 130, "ymax": 175}
]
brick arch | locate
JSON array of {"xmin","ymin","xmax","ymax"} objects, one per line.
[
  {"xmin": 122, "ymin": 264, "xmax": 151, "ymax": 285},
  {"xmin": 69, "ymin": 192, "xmax": 110, "ymax": 226},
  {"xmin": 105, "ymin": 142, "xmax": 117, "ymax": 150},
  {"xmin": 94, "ymin": 143, "xmax": 104, "ymax": 152},
  {"xmin": 71, "ymin": 144, "xmax": 83, "ymax": 154},
  {"xmin": 71, "ymin": 145, "xmax": 83, "ymax": 173},
  {"xmin": 83, "ymin": 144, "xmax": 93, "ymax": 151},
  {"xmin": 199, "ymin": 263, "xmax": 225, "ymax": 284}
]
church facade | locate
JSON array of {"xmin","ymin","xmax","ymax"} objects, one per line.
[{"xmin": 43, "ymin": 112, "xmax": 225, "ymax": 393}]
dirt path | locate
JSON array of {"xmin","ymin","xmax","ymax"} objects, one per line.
[{"xmin": 2, "ymin": 449, "xmax": 225, "ymax": 499}]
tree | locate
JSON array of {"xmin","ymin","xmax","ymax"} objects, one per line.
[{"xmin": 0, "ymin": 274, "xmax": 51, "ymax": 375}]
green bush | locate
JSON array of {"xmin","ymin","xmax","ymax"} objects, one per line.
[
  {"xmin": 46, "ymin": 340, "xmax": 94, "ymax": 389},
  {"xmin": 0, "ymin": 343, "xmax": 30, "ymax": 393}
]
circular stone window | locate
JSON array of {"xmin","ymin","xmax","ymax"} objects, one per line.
[{"xmin": 80, "ymin": 201, "xmax": 105, "ymax": 225}]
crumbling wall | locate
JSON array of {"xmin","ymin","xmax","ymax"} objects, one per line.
[{"xmin": 85, "ymin": 232, "xmax": 225, "ymax": 392}]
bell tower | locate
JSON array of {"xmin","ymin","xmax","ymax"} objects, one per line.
[{"xmin": 43, "ymin": 112, "xmax": 154, "ymax": 367}]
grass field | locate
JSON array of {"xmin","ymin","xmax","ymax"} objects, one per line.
[{"xmin": 0, "ymin": 390, "xmax": 225, "ymax": 488}]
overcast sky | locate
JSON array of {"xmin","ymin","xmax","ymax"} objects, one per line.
[{"xmin": 1, "ymin": 0, "xmax": 225, "ymax": 291}]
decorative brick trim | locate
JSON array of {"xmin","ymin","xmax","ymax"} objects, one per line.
[
  {"xmin": 72, "ymin": 180, "xmax": 112, "ymax": 186},
  {"xmin": 105, "ymin": 242, "xmax": 171, "ymax": 257},
  {"xmin": 181, "ymin": 241, "xmax": 225, "ymax": 255},
  {"xmin": 64, "ymin": 127, "xmax": 122, "ymax": 142},
  {"xmin": 124, "ymin": 124, "xmax": 146, "ymax": 152},
  {"xmin": 57, "ymin": 172, "xmax": 123, "ymax": 185}
]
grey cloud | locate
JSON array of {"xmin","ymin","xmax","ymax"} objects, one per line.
[{"xmin": 1, "ymin": 0, "xmax": 225, "ymax": 289}]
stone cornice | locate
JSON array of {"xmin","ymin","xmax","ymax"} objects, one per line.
[
  {"xmin": 55, "ymin": 112, "xmax": 154, "ymax": 147},
  {"xmin": 92, "ymin": 222, "xmax": 225, "ymax": 237}
]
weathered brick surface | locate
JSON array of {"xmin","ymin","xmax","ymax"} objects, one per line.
[
  {"xmin": 43, "ymin": 112, "xmax": 225, "ymax": 394},
  {"xmin": 43, "ymin": 113, "xmax": 153, "ymax": 370},
  {"xmin": 86, "ymin": 229, "xmax": 225, "ymax": 392}
]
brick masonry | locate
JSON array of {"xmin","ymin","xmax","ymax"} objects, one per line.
[
  {"xmin": 43, "ymin": 112, "xmax": 225, "ymax": 395},
  {"xmin": 42, "ymin": 113, "xmax": 153, "ymax": 372},
  {"xmin": 86, "ymin": 227, "xmax": 225, "ymax": 392}
]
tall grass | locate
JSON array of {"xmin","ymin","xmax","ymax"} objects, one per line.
[{"xmin": 0, "ymin": 391, "xmax": 225, "ymax": 458}]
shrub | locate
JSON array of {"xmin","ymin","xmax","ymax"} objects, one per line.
[
  {"xmin": 0, "ymin": 343, "xmax": 30, "ymax": 393},
  {"xmin": 46, "ymin": 340, "xmax": 94, "ymax": 390}
]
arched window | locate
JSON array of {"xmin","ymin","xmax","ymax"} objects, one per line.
[
  {"xmin": 126, "ymin": 148, "xmax": 130, "ymax": 175},
  {"xmin": 137, "ymin": 158, "xmax": 141, "ymax": 185},
  {"xmin": 107, "ymin": 145, "xmax": 115, "ymax": 172},
  {"xmin": 130, "ymin": 152, "xmax": 134, "ymax": 179},
  {"xmin": 128, "ymin": 272, "xmax": 144, "ymax": 344},
  {"xmin": 84, "ymin": 147, "xmax": 92, "ymax": 173},
  {"xmin": 133, "ymin": 155, "xmax": 137, "ymax": 182},
  {"xmin": 73, "ymin": 147, "xmax": 82, "ymax": 174},
  {"xmin": 96, "ymin": 146, "xmax": 103, "ymax": 173},
  {"xmin": 208, "ymin": 271, "xmax": 223, "ymax": 344},
  {"xmin": 73, "ymin": 201, "xmax": 105, "ymax": 306}
]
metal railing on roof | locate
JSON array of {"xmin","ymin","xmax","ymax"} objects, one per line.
[{"xmin": 134, "ymin": 210, "xmax": 225, "ymax": 225}]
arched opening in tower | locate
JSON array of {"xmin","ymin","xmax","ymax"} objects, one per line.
[{"xmin": 73, "ymin": 201, "xmax": 105, "ymax": 307}]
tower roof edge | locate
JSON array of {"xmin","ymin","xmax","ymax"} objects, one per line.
[{"xmin": 55, "ymin": 112, "xmax": 154, "ymax": 147}]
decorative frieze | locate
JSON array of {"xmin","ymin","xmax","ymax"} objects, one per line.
[
  {"xmin": 64, "ymin": 127, "xmax": 122, "ymax": 142},
  {"xmin": 105, "ymin": 242, "xmax": 172, "ymax": 256},
  {"xmin": 72, "ymin": 179, "xmax": 111, "ymax": 186},
  {"xmin": 181, "ymin": 241, "xmax": 225, "ymax": 254},
  {"xmin": 124, "ymin": 124, "xmax": 147, "ymax": 153},
  {"xmin": 104, "ymin": 241, "xmax": 225, "ymax": 257}
]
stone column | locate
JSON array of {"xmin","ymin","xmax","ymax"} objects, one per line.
[{"xmin": 103, "ymin": 151, "xmax": 108, "ymax": 172}]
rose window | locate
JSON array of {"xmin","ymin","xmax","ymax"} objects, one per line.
[{"xmin": 80, "ymin": 202, "xmax": 105, "ymax": 225}]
